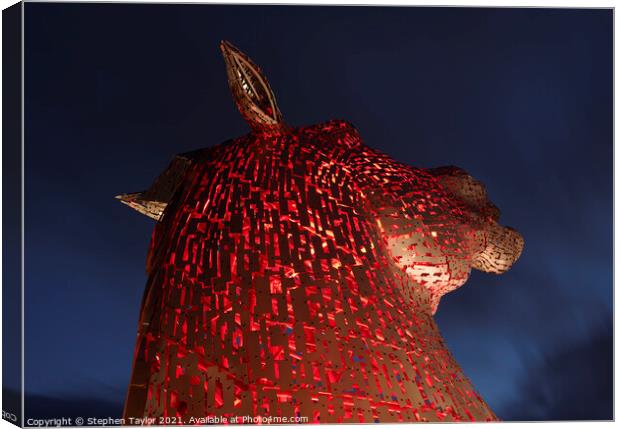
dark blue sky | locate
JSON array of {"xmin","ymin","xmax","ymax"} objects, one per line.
[{"xmin": 22, "ymin": 4, "xmax": 612, "ymax": 421}]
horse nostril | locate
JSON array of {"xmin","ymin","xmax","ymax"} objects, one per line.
[
  {"xmin": 473, "ymin": 225, "xmax": 524, "ymax": 274},
  {"xmin": 486, "ymin": 203, "xmax": 501, "ymax": 222}
]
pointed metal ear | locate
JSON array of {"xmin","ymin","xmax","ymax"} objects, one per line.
[{"xmin": 220, "ymin": 40, "xmax": 284, "ymax": 132}]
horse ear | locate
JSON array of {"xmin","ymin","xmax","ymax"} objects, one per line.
[{"xmin": 220, "ymin": 40, "xmax": 284, "ymax": 132}]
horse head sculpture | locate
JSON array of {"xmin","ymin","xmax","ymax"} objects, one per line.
[{"xmin": 119, "ymin": 41, "xmax": 523, "ymax": 423}]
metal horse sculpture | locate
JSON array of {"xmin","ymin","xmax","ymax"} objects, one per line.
[{"xmin": 118, "ymin": 41, "xmax": 524, "ymax": 423}]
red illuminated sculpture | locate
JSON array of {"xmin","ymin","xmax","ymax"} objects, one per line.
[{"xmin": 118, "ymin": 41, "xmax": 524, "ymax": 423}]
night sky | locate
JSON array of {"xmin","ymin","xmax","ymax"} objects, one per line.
[{"xmin": 21, "ymin": 4, "xmax": 612, "ymax": 421}]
